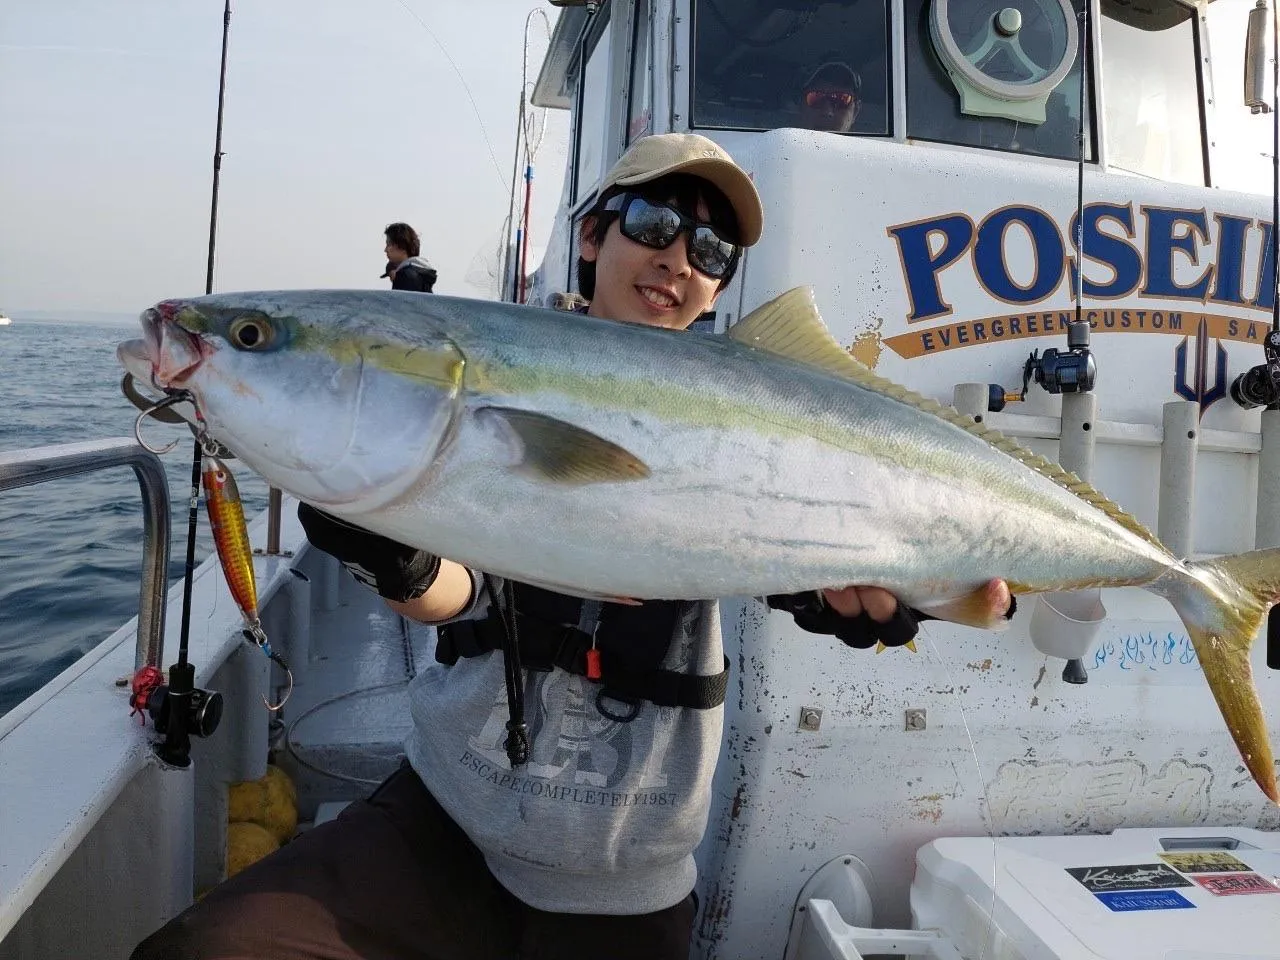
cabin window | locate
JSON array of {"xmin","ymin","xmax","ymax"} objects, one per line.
[
  {"xmin": 905, "ymin": 0, "xmax": 1094, "ymax": 161},
  {"xmin": 628, "ymin": 0, "xmax": 654, "ymax": 143},
  {"xmin": 1099, "ymin": 0, "xmax": 1205, "ymax": 186},
  {"xmin": 691, "ymin": 0, "xmax": 892, "ymax": 136},
  {"xmin": 573, "ymin": 9, "xmax": 614, "ymax": 203}
]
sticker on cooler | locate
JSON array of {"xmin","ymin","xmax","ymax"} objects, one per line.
[
  {"xmin": 1066, "ymin": 863, "xmax": 1192, "ymax": 892},
  {"xmin": 1157, "ymin": 851, "xmax": 1252, "ymax": 874},
  {"xmin": 1191, "ymin": 873, "xmax": 1280, "ymax": 896},
  {"xmin": 1093, "ymin": 890, "xmax": 1196, "ymax": 912}
]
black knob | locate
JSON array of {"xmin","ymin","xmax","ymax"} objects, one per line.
[
  {"xmin": 192, "ymin": 689, "xmax": 224, "ymax": 738},
  {"xmin": 1061, "ymin": 658, "xmax": 1089, "ymax": 684}
]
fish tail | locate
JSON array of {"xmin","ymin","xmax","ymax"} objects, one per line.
[{"xmin": 1163, "ymin": 548, "xmax": 1280, "ymax": 803}]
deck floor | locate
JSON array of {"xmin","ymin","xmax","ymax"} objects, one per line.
[{"xmin": 272, "ymin": 567, "xmax": 435, "ymax": 817}]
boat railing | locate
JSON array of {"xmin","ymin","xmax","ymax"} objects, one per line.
[{"xmin": 0, "ymin": 438, "xmax": 171, "ymax": 672}]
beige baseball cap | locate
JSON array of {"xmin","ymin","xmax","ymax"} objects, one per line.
[{"xmin": 598, "ymin": 133, "xmax": 763, "ymax": 246}]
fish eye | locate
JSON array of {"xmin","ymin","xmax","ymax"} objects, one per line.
[{"xmin": 228, "ymin": 316, "xmax": 274, "ymax": 351}]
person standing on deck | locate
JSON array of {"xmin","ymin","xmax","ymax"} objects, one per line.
[{"xmin": 383, "ymin": 221, "xmax": 438, "ymax": 292}]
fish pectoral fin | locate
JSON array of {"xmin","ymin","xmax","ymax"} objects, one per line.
[
  {"xmin": 482, "ymin": 407, "xmax": 651, "ymax": 485},
  {"xmin": 914, "ymin": 587, "xmax": 1012, "ymax": 631}
]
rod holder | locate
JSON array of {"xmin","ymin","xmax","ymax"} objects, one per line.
[
  {"xmin": 1158, "ymin": 400, "xmax": 1199, "ymax": 559},
  {"xmin": 317, "ymin": 552, "xmax": 342, "ymax": 613},
  {"xmin": 1059, "ymin": 391, "xmax": 1097, "ymax": 482},
  {"xmin": 952, "ymin": 383, "xmax": 989, "ymax": 421},
  {"xmin": 1030, "ymin": 589, "xmax": 1106, "ymax": 661},
  {"xmin": 1256, "ymin": 409, "xmax": 1280, "ymax": 672},
  {"xmin": 267, "ymin": 487, "xmax": 282, "ymax": 555},
  {"xmin": 1028, "ymin": 390, "xmax": 1099, "ymax": 678},
  {"xmin": 1257, "ymin": 409, "xmax": 1280, "ymax": 548},
  {"xmin": 283, "ymin": 567, "xmax": 312, "ymax": 674}
]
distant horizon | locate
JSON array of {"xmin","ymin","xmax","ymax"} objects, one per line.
[{"xmin": 6, "ymin": 308, "xmax": 140, "ymax": 326}]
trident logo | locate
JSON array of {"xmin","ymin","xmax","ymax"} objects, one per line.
[{"xmin": 1174, "ymin": 317, "xmax": 1228, "ymax": 417}]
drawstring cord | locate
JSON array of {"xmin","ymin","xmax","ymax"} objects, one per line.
[{"xmin": 485, "ymin": 575, "xmax": 529, "ymax": 766}]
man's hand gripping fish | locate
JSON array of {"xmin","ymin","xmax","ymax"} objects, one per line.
[{"xmin": 118, "ymin": 286, "xmax": 1280, "ymax": 802}]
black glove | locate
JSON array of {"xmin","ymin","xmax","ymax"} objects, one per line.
[
  {"xmin": 767, "ymin": 590, "xmax": 1018, "ymax": 649},
  {"xmin": 766, "ymin": 592, "xmax": 931, "ymax": 649},
  {"xmin": 297, "ymin": 503, "xmax": 440, "ymax": 603}
]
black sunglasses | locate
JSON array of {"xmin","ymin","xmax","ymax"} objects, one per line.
[{"xmin": 603, "ymin": 193, "xmax": 740, "ymax": 280}]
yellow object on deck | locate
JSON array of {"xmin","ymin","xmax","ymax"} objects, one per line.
[
  {"xmin": 228, "ymin": 764, "xmax": 298, "ymax": 844},
  {"xmin": 226, "ymin": 822, "xmax": 279, "ymax": 878}
]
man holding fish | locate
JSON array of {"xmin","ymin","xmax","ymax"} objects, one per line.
[
  {"xmin": 127, "ymin": 128, "xmax": 1277, "ymax": 958},
  {"xmin": 129, "ymin": 133, "xmax": 1010, "ymax": 959}
]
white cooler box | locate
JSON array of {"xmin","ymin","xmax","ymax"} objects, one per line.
[{"xmin": 911, "ymin": 827, "xmax": 1280, "ymax": 960}]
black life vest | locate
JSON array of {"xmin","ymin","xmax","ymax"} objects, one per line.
[{"xmin": 435, "ymin": 580, "xmax": 730, "ymax": 719}]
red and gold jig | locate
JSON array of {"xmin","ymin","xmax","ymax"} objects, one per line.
[{"xmin": 202, "ymin": 454, "xmax": 292, "ymax": 711}]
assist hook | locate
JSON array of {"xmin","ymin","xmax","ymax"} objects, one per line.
[{"xmin": 134, "ymin": 390, "xmax": 199, "ymax": 454}]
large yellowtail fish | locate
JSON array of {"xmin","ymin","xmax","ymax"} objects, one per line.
[{"xmin": 118, "ymin": 287, "xmax": 1280, "ymax": 801}]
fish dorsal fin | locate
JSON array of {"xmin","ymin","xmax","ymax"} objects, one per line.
[
  {"xmin": 728, "ymin": 287, "xmax": 872, "ymax": 380},
  {"xmin": 730, "ymin": 287, "xmax": 1168, "ymax": 554}
]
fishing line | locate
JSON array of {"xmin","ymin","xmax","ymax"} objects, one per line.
[
  {"xmin": 390, "ymin": 0, "xmax": 510, "ymax": 194},
  {"xmin": 282, "ymin": 681, "xmax": 412, "ymax": 786}
]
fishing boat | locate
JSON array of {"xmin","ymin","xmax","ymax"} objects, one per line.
[
  {"xmin": 3, "ymin": 0, "xmax": 1280, "ymax": 957},
  {"xmin": 0, "ymin": 314, "xmax": 12, "ymax": 326}
]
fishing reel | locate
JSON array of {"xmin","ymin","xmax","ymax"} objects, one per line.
[
  {"xmin": 1022, "ymin": 320, "xmax": 1096, "ymax": 397},
  {"xmin": 1229, "ymin": 329, "xmax": 1280, "ymax": 409},
  {"xmin": 130, "ymin": 663, "xmax": 224, "ymax": 766}
]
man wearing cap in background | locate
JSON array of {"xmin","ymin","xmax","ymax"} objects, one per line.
[
  {"xmin": 800, "ymin": 58, "xmax": 862, "ymax": 133},
  {"xmin": 134, "ymin": 133, "xmax": 1009, "ymax": 960},
  {"xmin": 383, "ymin": 220, "xmax": 438, "ymax": 292}
]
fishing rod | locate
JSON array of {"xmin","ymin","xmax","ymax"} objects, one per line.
[
  {"xmin": 1019, "ymin": 5, "xmax": 1095, "ymax": 405},
  {"xmin": 981, "ymin": 6, "xmax": 1096, "ymax": 419},
  {"xmin": 133, "ymin": 0, "xmax": 234, "ymax": 766},
  {"xmin": 504, "ymin": 8, "xmax": 552, "ymax": 302}
]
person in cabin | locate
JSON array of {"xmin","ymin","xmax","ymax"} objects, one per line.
[
  {"xmin": 383, "ymin": 221, "xmax": 438, "ymax": 292},
  {"xmin": 131, "ymin": 133, "xmax": 1012, "ymax": 960},
  {"xmin": 798, "ymin": 58, "xmax": 862, "ymax": 134}
]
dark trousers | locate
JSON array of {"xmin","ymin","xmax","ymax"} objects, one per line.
[{"xmin": 131, "ymin": 764, "xmax": 695, "ymax": 960}]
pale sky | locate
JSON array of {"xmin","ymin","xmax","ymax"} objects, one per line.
[{"xmin": 0, "ymin": 0, "xmax": 571, "ymax": 315}]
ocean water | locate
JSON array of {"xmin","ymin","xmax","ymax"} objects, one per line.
[{"xmin": 0, "ymin": 319, "xmax": 268, "ymax": 717}]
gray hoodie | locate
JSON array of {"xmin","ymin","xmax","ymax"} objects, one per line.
[{"xmin": 405, "ymin": 573, "xmax": 724, "ymax": 916}]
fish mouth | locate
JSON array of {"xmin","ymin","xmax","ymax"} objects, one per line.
[
  {"xmin": 116, "ymin": 337, "xmax": 155, "ymax": 386},
  {"xmin": 137, "ymin": 301, "xmax": 206, "ymax": 387}
]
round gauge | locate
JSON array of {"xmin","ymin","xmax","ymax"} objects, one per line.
[{"xmin": 930, "ymin": 0, "xmax": 1079, "ymax": 102}]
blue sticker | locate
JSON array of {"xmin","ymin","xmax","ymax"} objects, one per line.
[{"xmin": 1095, "ymin": 890, "xmax": 1195, "ymax": 912}]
